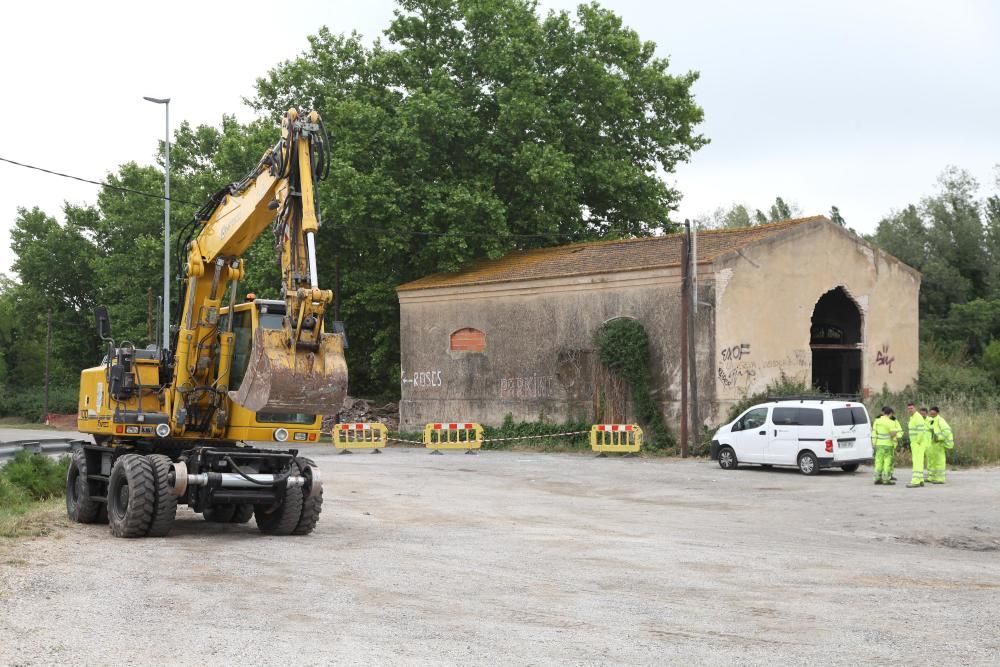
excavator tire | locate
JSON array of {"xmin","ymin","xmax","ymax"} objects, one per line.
[
  {"xmin": 145, "ymin": 454, "xmax": 178, "ymax": 537},
  {"xmin": 230, "ymin": 504, "xmax": 255, "ymax": 524},
  {"xmin": 255, "ymin": 483, "xmax": 303, "ymax": 536},
  {"xmin": 292, "ymin": 459, "xmax": 322, "ymax": 536},
  {"xmin": 203, "ymin": 505, "xmax": 237, "ymax": 522},
  {"xmin": 107, "ymin": 454, "xmax": 155, "ymax": 538},
  {"xmin": 66, "ymin": 449, "xmax": 100, "ymax": 523}
]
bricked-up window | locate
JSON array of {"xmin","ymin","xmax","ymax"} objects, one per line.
[{"xmin": 450, "ymin": 328, "xmax": 485, "ymax": 352}]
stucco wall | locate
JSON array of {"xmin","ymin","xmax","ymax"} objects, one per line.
[
  {"xmin": 712, "ymin": 220, "xmax": 921, "ymax": 415},
  {"xmin": 397, "ymin": 268, "xmax": 717, "ymax": 432}
]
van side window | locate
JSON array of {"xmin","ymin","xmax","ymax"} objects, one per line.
[
  {"xmin": 735, "ymin": 407, "xmax": 768, "ymax": 431},
  {"xmin": 773, "ymin": 407, "xmax": 824, "ymax": 426},
  {"xmin": 832, "ymin": 407, "xmax": 869, "ymax": 426}
]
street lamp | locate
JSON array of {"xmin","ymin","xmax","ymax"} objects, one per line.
[{"xmin": 143, "ymin": 96, "xmax": 171, "ymax": 351}]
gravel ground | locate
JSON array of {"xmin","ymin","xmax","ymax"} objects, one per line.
[{"xmin": 1, "ymin": 445, "xmax": 998, "ymax": 665}]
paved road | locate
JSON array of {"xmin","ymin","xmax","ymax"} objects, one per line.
[
  {"xmin": 0, "ymin": 427, "xmax": 88, "ymax": 443},
  {"xmin": 1, "ymin": 448, "xmax": 998, "ymax": 665}
]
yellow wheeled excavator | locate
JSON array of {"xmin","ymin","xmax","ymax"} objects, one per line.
[{"xmin": 66, "ymin": 109, "xmax": 347, "ymax": 537}]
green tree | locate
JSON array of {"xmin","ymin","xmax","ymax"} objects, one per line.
[
  {"xmin": 768, "ymin": 196, "xmax": 793, "ymax": 222},
  {"xmin": 829, "ymin": 205, "xmax": 845, "ymax": 227},
  {"xmin": 8, "ymin": 207, "xmax": 98, "ymax": 385},
  {"xmin": 251, "ymin": 0, "xmax": 708, "ymax": 393}
]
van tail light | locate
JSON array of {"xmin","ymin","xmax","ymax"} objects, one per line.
[{"xmin": 825, "ymin": 439, "xmax": 834, "ymax": 453}]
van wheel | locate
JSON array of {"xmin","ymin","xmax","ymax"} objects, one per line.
[
  {"xmin": 718, "ymin": 446, "xmax": 738, "ymax": 470},
  {"xmin": 798, "ymin": 451, "xmax": 819, "ymax": 476},
  {"xmin": 841, "ymin": 463, "xmax": 860, "ymax": 473}
]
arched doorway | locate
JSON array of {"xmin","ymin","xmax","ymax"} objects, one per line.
[{"xmin": 810, "ymin": 287, "xmax": 862, "ymax": 394}]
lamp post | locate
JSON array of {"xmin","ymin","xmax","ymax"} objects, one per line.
[{"xmin": 143, "ymin": 96, "xmax": 171, "ymax": 351}]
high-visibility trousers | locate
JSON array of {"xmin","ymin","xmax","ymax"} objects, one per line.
[
  {"xmin": 910, "ymin": 438, "xmax": 928, "ymax": 485},
  {"xmin": 927, "ymin": 442, "xmax": 947, "ymax": 483},
  {"xmin": 874, "ymin": 445, "xmax": 894, "ymax": 481}
]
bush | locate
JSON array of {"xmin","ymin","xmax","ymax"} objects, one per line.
[
  {"xmin": 481, "ymin": 414, "xmax": 591, "ymax": 451},
  {"xmin": 594, "ymin": 319, "xmax": 673, "ymax": 450},
  {"xmin": 0, "ymin": 383, "xmax": 79, "ymax": 422},
  {"xmin": 916, "ymin": 343, "xmax": 997, "ymax": 399},
  {"xmin": 1, "ymin": 450, "xmax": 69, "ymax": 499}
]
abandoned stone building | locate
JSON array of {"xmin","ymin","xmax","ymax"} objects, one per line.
[{"xmin": 395, "ymin": 216, "xmax": 921, "ymax": 431}]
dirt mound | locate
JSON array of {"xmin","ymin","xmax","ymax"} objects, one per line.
[{"xmin": 321, "ymin": 397, "xmax": 399, "ymax": 433}]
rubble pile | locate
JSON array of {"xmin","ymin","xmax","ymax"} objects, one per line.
[{"xmin": 321, "ymin": 397, "xmax": 400, "ymax": 433}]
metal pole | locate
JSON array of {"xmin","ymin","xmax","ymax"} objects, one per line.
[
  {"xmin": 686, "ymin": 220, "xmax": 700, "ymax": 455},
  {"xmin": 680, "ymin": 225, "xmax": 689, "ymax": 458},
  {"xmin": 163, "ymin": 100, "xmax": 171, "ymax": 350},
  {"xmin": 44, "ymin": 311, "xmax": 51, "ymax": 419}
]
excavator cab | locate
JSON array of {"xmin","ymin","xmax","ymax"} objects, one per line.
[{"xmin": 222, "ymin": 297, "xmax": 347, "ymax": 422}]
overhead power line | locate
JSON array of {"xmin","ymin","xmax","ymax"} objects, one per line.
[
  {"xmin": 0, "ymin": 154, "xmax": 656, "ymax": 241},
  {"xmin": 0, "ymin": 155, "xmax": 198, "ymax": 206}
]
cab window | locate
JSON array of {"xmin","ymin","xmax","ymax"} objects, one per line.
[
  {"xmin": 734, "ymin": 407, "xmax": 768, "ymax": 431},
  {"xmin": 228, "ymin": 310, "xmax": 253, "ymax": 390}
]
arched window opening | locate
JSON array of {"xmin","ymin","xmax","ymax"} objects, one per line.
[{"xmin": 450, "ymin": 328, "xmax": 485, "ymax": 352}]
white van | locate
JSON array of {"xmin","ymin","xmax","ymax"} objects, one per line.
[{"xmin": 709, "ymin": 399, "xmax": 873, "ymax": 475}]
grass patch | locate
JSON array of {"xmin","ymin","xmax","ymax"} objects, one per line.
[
  {"xmin": 0, "ymin": 418, "xmax": 59, "ymax": 429},
  {"xmin": 0, "ymin": 451, "xmax": 69, "ymax": 538}
]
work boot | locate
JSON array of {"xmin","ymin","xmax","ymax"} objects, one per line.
[
  {"xmin": 890, "ymin": 475, "xmax": 897, "ymax": 481},
  {"xmin": 874, "ymin": 479, "xmax": 883, "ymax": 485},
  {"xmin": 885, "ymin": 480, "xmax": 896, "ymax": 485},
  {"xmin": 929, "ymin": 480, "xmax": 944, "ymax": 485},
  {"xmin": 906, "ymin": 482, "xmax": 924, "ymax": 488}
]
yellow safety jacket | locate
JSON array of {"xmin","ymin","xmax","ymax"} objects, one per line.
[
  {"xmin": 931, "ymin": 415, "xmax": 954, "ymax": 449},
  {"xmin": 872, "ymin": 415, "xmax": 899, "ymax": 447},
  {"xmin": 908, "ymin": 412, "xmax": 929, "ymax": 447}
]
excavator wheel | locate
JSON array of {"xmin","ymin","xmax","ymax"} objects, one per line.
[
  {"xmin": 66, "ymin": 449, "xmax": 101, "ymax": 524},
  {"xmin": 255, "ymin": 483, "xmax": 303, "ymax": 536},
  {"xmin": 145, "ymin": 454, "xmax": 178, "ymax": 537},
  {"xmin": 230, "ymin": 504, "xmax": 255, "ymax": 524},
  {"xmin": 292, "ymin": 459, "xmax": 322, "ymax": 536},
  {"xmin": 107, "ymin": 454, "xmax": 155, "ymax": 538}
]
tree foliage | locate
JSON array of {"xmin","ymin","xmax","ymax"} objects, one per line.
[{"xmin": 250, "ymin": 0, "xmax": 707, "ymax": 392}]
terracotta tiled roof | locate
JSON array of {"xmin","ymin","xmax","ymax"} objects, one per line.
[{"xmin": 398, "ymin": 216, "xmax": 828, "ymax": 291}]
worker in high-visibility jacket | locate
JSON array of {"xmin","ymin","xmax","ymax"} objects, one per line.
[
  {"xmin": 888, "ymin": 410, "xmax": 902, "ymax": 481},
  {"xmin": 905, "ymin": 402, "xmax": 930, "ymax": 488},
  {"xmin": 927, "ymin": 406, "xmax": 953, "ymax": 484},
  {"xmin": 872, "ymin": 406, "xmax": 900, "ymax": 485},
  {"xmin": 920, "ymin": 407, "xmax": 931, "ymax": 481}
]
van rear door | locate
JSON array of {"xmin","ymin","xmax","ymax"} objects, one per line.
[{"xmin": 831, "ymin": 405, "xmax": 871, "ymax": 460}]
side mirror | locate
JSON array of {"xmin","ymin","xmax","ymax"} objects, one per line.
[{"xmin": 95, "ymin": 306, "xmax": 112, "ymax": 341}]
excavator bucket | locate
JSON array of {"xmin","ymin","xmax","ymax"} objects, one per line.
[{"xmin": 230, "ymin": 327, "xmax": 348, "ymax": 416}]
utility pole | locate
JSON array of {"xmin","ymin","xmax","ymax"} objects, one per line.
[
  {"xmin": 686, "ymin": 220, "xmax": 700, "ymax": 455},
  {"xmin": 679, "ymin": 224, "xmax": 689, "ymax": 458},
  {"xmin": 143, "ymin": 96, "xmax": 171, "ymax": 350},
  {"xmin": 44, "ymin": 311, "xmax": 51, "ymax": 420}
]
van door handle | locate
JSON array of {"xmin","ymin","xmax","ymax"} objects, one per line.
[
  {"xmin": 774, "ymin": 429, "xmax": 777, "ymax": 437},
  {"xmin": 759, "ymin": 430, "xmax": 766, "ymax": 435}
]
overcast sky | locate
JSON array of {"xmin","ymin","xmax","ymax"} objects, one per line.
[{"xmin": 2, "ymin": 0, "xmax": 997, "ymax": 275}]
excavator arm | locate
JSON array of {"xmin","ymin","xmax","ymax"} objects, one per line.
[{"xmin": 169, "ymin": 109, "xmax": 347, "ymax": 437}]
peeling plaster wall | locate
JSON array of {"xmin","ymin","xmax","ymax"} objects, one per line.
[
  {"xmin": 713, "ymin": 220, "xmax": 920, "ymax": 415},
  {"xmin": 397, "ymin": 267, "xmax": 717, "ymax": 432}
]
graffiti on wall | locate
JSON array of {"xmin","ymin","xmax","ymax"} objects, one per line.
[
  {"xmin": 717, "ymin": 342, "xmax": 809, "ymax": 390},
  {"xmin": 875, "ymin": 344, "xmax": 894, "ymax": 374},
  {"xmin": 498, "ymin": 375, "xmax": 556, "ymax": 399},
  {"xmin": 401, "ymin": 370, "xmax": 444, "ymax": 388}
]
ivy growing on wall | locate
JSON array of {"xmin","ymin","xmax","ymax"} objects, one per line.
[{"xmin": 593, "ymin": 318, "xmax": 673, "ymax": 450}]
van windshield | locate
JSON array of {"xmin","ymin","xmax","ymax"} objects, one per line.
[{"xmin": 832, "ymin": 407, "xmax": 869, "ymax": 426}]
